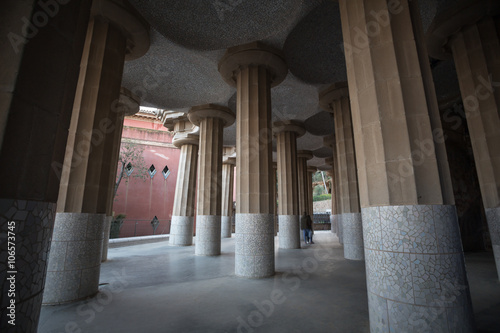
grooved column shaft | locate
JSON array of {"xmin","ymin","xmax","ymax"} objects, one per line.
[
  {"xmin": 450, "ymin": 17, "xmax": 500, "ymax": 279},
  {"xmin": 297, "ymin": 157, "xmax": 308, "ymax": 215},
  {"xmin": 221, "ymin": 163, "xmax": 235, "ymax": 238},
  {"xmin": 276, "ymin": 131, "xmax": 300, "ymax": 249},
  {"xmin": 170, "ymin": 143, "xmax": 198, "ymax": 246},
  {"xmin": 339, "ymin": 0, "xmax": 473, "ymax": 330},
  {"xmin": 235, "ymin": 65, "xmax": 275, "ymax": 277},
  {"xmin": 195, "ymin": 118, "xmax": 224, "ymax": 255}
]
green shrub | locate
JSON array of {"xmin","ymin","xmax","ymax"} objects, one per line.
[{"xmin": 313, "ymin": 194, "xmax": 331, "ymax": 202}]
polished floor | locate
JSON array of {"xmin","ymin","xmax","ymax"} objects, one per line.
[{"xmin": 39, "ymin": 232, "xmax": 500, "ymax": 333}]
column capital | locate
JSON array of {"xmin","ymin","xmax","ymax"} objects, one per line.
[
  {"xmin": 297, "ymin": 150, "xmax": 314, "ymax": 160},
  {"xmin": 319, "ymin": 82, "xmax": 349, "ymax": 112},
  {"xmin": 272, "ymin": 120, "xmax": 306, "ymax": 137},
  {"xmin": 223, "ymin": 146, "xmax": 237, "ymax": 165},
  {"xmin": 188, "ymin": 104, "xmax": 235, "ymax": 127},
  {"xmin": 218, "ymin": 41, "xmax": 288, "ymax": 88},
  {"xmin": 117, "ymin": 87, "xmax": 140, "ymax": 116},
  {"xmin": 173, "ymin": 132, "xmax": 199, "ymax": 148},
  {"xmin": 159, "ymin": 111, "xmax": 195, "ymax": 132},
  {"xmin": 307, "ymin": 166, "xmax": 317, "ymax": 174},
  {"xmin": 91, "ymin": 0, "xmax": 150, "ymax": 60},
  {"xmin": 427, "ymin": 0, "xmax": 500, "ymax": 60}
]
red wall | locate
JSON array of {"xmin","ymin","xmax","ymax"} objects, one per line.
[{"xmin": 112, "ymin": 117, "xmax": 180, "ymax": 237}]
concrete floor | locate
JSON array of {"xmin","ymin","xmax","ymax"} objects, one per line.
[{"xmin": 39, "ymin": 232, "xmax": 500, "ymax": 333}]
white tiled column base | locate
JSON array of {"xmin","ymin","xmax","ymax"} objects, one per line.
[
  {"xmin": 337, "ymin": 214, "xmax": 344, "ymax": 245},
  {"xmin": 195, "ymin": 215, "xmax": 221, "ymax": 256},
  {"xmin": 278, "ymin": 215, "xmax": 300, "ymax": 249},
  {"xmin": 343, "ymin": 212, "xmax": 364, "ymax": 260},
  {"xmin": 101, "ymin": 216, "xmax": 112, "ymax": 262},
  {"xmin": 0, "ymin": 199, "xmax": 56, "ymax": 333},
  {"xmin": 362, "ymin": 205, "xmax": 475, "ymax": 332},
  {"xmin": 235, "ymin": 214, "xmax": 275, "ymax": 278},
  {"xmin": 221, "ymin": 216, "xmax": 232, "ymax": 238},
  {"xmin": 330, "ymin": 214, "xmax": 337, "ymax": 234},
  {"xmin": 43, "ymin": 212, "xmax": 105, "ymax": 304},
  {"xmin": 485, "ymin": 207, "xmax": 500, "ymax": 280},
  {"xmin": 169, "ymin": 216, "xmax": 194, "ymax": 246}
]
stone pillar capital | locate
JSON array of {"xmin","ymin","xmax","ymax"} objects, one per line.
[
  {"xmin": 297, "ymin": 150, "xmax": 313, "ymax": 160},
  {"xmin": 117, "ymin": 87, "xmax": 140, "ymax": 116},
  {"xmin": 91, "ymin": 0, "xmax": 150, "ymax": 60},
  {"xmin": 272, "ymin": 120, "xmax": 306, "ymax": 137},
  {"xmin": 173, "ymin": 132, "xmax": 199, "ymax": 148},
  {"xmin": 426, "ymin": 0, "xmax": 500, "ymax": 60},
  {"xmin": 307, "ymin": 166, "xmax": 317, "ymax": 174},
  {"xmin": 159, "ymin": 111, "xmax": 195, "ymax": 133},
  {"xmin": 319, "ymin": 82, "xmax": 349, "ymax": 112},
  {"xmin": 188, "ymin": 104, "xmax": 235, "ymax": 127},
  {"xmin": 218, "ymin": 42, "xmax": 288, "ymax": 88}
]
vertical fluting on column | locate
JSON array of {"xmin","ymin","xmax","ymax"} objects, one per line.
[
  {"xmin": 189, "ymin": 105, "xmax": 235, "ymax": 256},
  {"xmin": 274, "ymin": 121, "xmax": 305, "ymax": 249},
  {"xmin": 307, "ymin": 167, "xmax": 316, "ymax": 218},
  {"xmin": 447, "ymin": 16, "xmax": 500, "ymax": 280},
  {"xmin": 221, "ymin": 147, "xmax": 236, "ymax": 238},
  {"xmin": 102, "ymin": 88, "xmax": 140, "ymax": 262},
  {"xmin": 44, "ymin": 3, "xmax": 149, "ymax": 305},
  {"xmin": 272, "ymin": 162, "xmax": 278, "ymax": 236},
  {"xmin": 325, "ymin": 136, "xmax": 343, "ymax": 244},
  {"xmin": 340, "ymin": 0, "xmax": 474, "ymax": 331},
  {"xmin": 219, "ymin": 42, "xmax": 288, "ymax": 278},
  {"xmin": 297, "ymin": 151, "xmax": 314, "ymax": 215},
  {"xmin": 320, "ymin": 83, "xmax": 363, "ymax": 260}
]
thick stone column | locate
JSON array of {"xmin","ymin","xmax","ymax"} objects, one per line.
[
  {"xmin": 162, "ymin": 113, "xmax": 199, "ymax": 246},
  {"xmin": 428, "ymin": 3, "xmax": 500, "ymax": 279},
  {"xmin": 273, "ymin": 162, "xmax": 278, "ymax": 236},
  {"xmin": 102, "ymin": 88, "xmax": 140, "ymax": 262},
  {"xmin": 274, "ymin": 121, "xmax": 305, "ymax": 249},
  {"xmin": 44, "ymin": 0, "xmax": 149, "ymax": 305},
  {"xmin": 340, "ymin": 0, "xmax": 473, "ymax": 331},
  {"xmin": 188, "ymin": 105, "xmax": 235, "ymax": 256},
  {"xmin": 297, "ymin": 151, "xmax": 314, "ymax": 215},
  {"xmin": 307, "ymin": 167, "xmax": 317, "ymax": 217},
  {"xmin": 0, "ymin": 1, "xmax": 91, "ymax": 329},
  {"xmin": 219, "ymin": 42, "xmax": 287, "ymax": 277},
  {"xmin": 221, "ymin": 147, "xmax": 236, "ymax": 238},
  {"xmin": 325, "ymin": 137, "xmax": 343, "ymax": 244},
  {"xmin": 320, "ymin": 83, "xmax": 363, "ymax": 260}
]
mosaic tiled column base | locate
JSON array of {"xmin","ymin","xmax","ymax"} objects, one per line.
[
  {"xmin": 485, "ymin": 207, "xmax": 500, "ymax": 279},
  {"xmin": 221, "ymin": 216, "xmax": 232, "ymax": 238},
  {"xmin": 43, "ymin": 212, "xmax": 104, "ymax": 304},
  {"xmin": 343, "ymin": 213, "xmax": 364, "ymax": 260},
  {"xmin": 169, "ymin": 216, "xmax": 194, "ymax": 246},
  {"xmin": 362, "ymin": 205, "xmax": 475, "ymax": 332},
  {"xmin": 278, "ymin": 215, "xmax": 300, "ymax": 249},
  {"xmin": 101, "ymin": 216, "xmax": 112, "ymax": 262},
  {"xmin": 338, "ymin": 214, "xmax": 344, "ymax": 245},
  {"xmin": 195, "ymin": 215, "xmax": 221, "ymax": 256},
  {"xmin": 235, "ymin": 214, "xmax": 275, "ymax": 278},
  {"xmin": 0, "ymin": 199, "xmax": 56, "ymax": 333},
  {"xmin": 330, "ymin": 214, "xmax": 337, "ymax": 234}
]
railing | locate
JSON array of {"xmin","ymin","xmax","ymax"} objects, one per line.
[{"xmin": 112, "ymin": 219, "xmax": 171, "ymax": 238}]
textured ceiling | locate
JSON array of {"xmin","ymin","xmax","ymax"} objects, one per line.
[{"xmin": 121, "ymin": 0, "xmax": 457, "ymax": 167}]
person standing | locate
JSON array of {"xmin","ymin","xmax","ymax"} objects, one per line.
[
  {"xmin": 300, "ymin": 212, "xmax": 310, "ymax": 244},
  {"xmin": 306, "ymin": 214, "xmax": 314, "ymax": 244}
]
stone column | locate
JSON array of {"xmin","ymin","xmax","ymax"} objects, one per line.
[
  {"xmin": 274, "ymin": 120, "xmax": 305, "ymax": 249},
  {"xmin": 162, "ymin": 112, "xmax": 199, "ymax": 246},
  {"xmin": 340, "ymin": 0, "xmax": 473, "ymax": 331},
  {"xmin": 307, "ymin": 167, "xmax": 317, "ymax": 220},
  {"xmin": 0, "ymin": 0, "xmax": 92, "ymax": 329},
  {"xmin": 428, "ymin": 3, "xmax": 500, "ymax": 279},
  {"xmin": 325, "ymin": 137, "xmax": 343, "ymax": 244},
  {"xmin": 44, "ymin": 0, "xmax": 149, "ymax": 305},
  {"xmin": 272, "ymin": 162, "xmax": 278, "ymax": 236},
  {"xmin": 188, "ymin": 105, "xmax": 235, "ymax": 256},
  {"xmin": 219, "ymin": 42, "xmax": 287, "ymax": 277},
  {"xmin": 221, "ymin": 147, "xmax": 236, "ymax": 238},
  {"xmin": 320, "ymin": 83, "xmax": 363, "ymax": 260},
  {"xmin": 297, "ymin": 151, "xmax": 314, "ymax": 215},
  {"xmin": 102, "ymin": 88, "xmax": 140, "ymax": 262}
]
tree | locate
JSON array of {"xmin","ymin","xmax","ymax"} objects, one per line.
[{"xmin": 115, "ymin": 142, "xmax": 149, "ymax": 198}]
